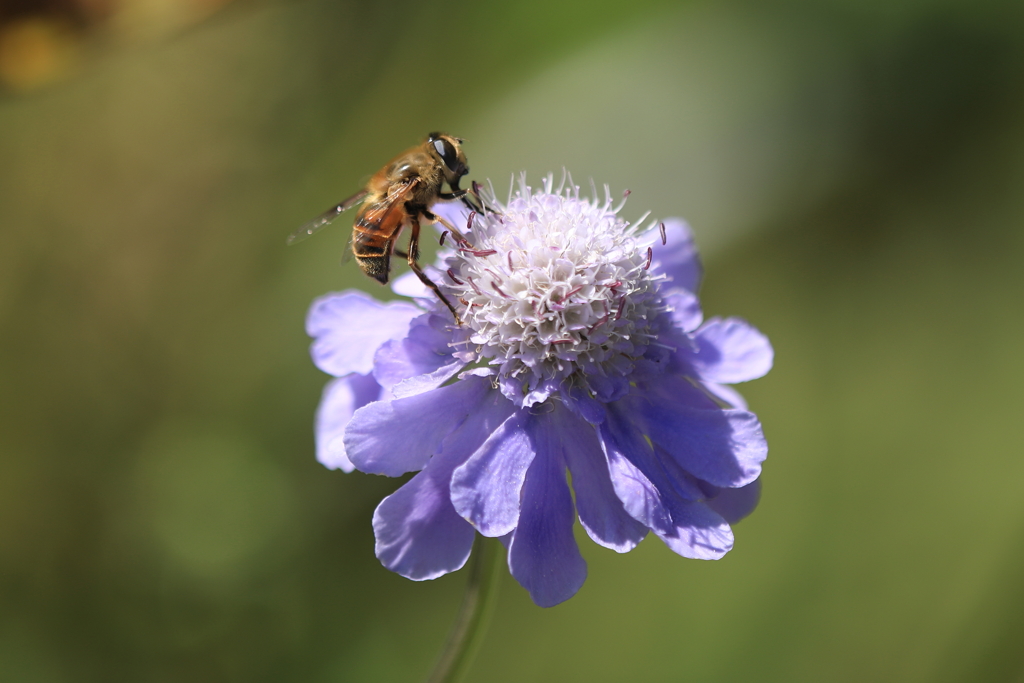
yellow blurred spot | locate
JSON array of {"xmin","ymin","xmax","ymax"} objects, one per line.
[
  {"xmin": 187, "ymin": 0, "xmax": 237, "ymax": 22},
  {"xmin": 0, "ymin": 18, "xmax": 77, "ymax": 91},
  {"xmin": 109, "ymin": 0, "xmax": 238, "ymax": 42}
]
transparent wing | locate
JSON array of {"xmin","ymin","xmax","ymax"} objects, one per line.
[
  {"xmin": 340, "ymin": 236, "xmax": 355, "ymax": 264},
  {"xmin": 286, "ymin": 189, "xmax": 369, "ymax": 245}
]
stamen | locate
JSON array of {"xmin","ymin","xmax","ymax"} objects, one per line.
[
  {"xmin": 491, "ymin": 281, "xmax": 511, "ymax": 299},
  {"xmin": 613, "ymin": 187, "xmax": 630, "ymax": 212},
  {"xmin": 589, "ymin": 300, "xmax": 611, "ymax": 332},
  {"xmin": 447, "ymin": 268, "xmax": 463, "ymax": 285},
  {"xmin": 644, "ymin": 247, "xmax": 653, "ymax": 270},
  {"xmin": 439, "ymin": 230, "xmax": 449, "ymax": 247},
  {"xmin": 460, "ymin": 248, "xmax": 498, "ymax": 257},
  {"xmin": 467, "ymin": 211, "xmax": 476, "ymax": 230},
  {"xmin": 659, "ymin": 222, "xmax": 667, "ymax": 245}
]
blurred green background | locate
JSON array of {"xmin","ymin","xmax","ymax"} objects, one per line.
[{"xmin": 2, "ymin": 0, "xmax": 1024, "ymax": 681}]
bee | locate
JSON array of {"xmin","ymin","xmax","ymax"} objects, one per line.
[{"xmin": 288, "ymin": 132, "xmax": 474, "ymax": 324}]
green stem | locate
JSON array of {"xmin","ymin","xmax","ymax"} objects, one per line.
[{"xmin": 425, "ymin": 535, "xmax": 503, "ymax": 683}]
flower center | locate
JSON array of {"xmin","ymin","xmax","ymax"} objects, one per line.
[{"xmin": 442, "ymin": 176, "xmax": 665, "ymax": 407}]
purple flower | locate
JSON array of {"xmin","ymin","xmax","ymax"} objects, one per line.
[{"xmin": 306, "ymin": 176, "xmax": 772, "ymax": 607}]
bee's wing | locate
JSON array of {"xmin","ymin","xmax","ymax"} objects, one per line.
[
  {"xmin": 340, "ymin": 235, "xmax": 356, "ymax": 265},
  {"xmin": 355, "ymin": 180, "xmax": 417, "ymax": 230},
  {"xmin": 286, "ymin": 189, "xmax": 369, "ymax": 245},
  {"xmin": 340, "ymin": 179, "xmax": 419, "ymax": 264}
]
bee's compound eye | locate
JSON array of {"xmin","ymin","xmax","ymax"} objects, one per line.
[{"xmin": 433, "ymin": 138, "xmax": 461, "ymax": 172}]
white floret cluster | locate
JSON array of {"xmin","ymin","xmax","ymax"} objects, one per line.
[{"xmin": 443, "ymin": 175, "xmax": 666, "ymax": 406}]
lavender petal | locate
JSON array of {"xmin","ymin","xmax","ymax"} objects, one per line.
[
  {"xmin": 307, "ymin": 291, "xmax": 420, "ymax": 377},
  {"xmin": 507, "ymin": 437, "xmax": 587, "ymax": 608},
  {"xmin": 344, "ymin": 376, "xmax": 490, "ymax": 476},
  {"xmin": 692, "ymin": 317, "xmax": 774, "ymax": 384},
  {"xmin": 651, "ymin": 218, "xmax": 703, "ymax": 294},
  {"xmin": 450, "ymin": 410, "xmax": 537, "ymax": 537},
  {"xmin": 315, "ymin": 373, "xmax": 382, "ymax": 472}
]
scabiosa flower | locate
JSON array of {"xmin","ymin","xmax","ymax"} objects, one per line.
[{"xmin": 307, "ymin": 175, "xmax": 772, "ymax": 607}]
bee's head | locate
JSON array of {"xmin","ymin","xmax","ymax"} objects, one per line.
[{"xmin": 427, "ymin": 132, "xmax": 469, "ymax": 189}]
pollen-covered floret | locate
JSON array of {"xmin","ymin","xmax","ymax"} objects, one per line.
[{"xmin": 441, "ymin": 176, "xmax": 666, "ymax": 407}]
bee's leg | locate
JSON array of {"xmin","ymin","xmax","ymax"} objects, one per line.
[
  {"xmin": 445, "ymin": 180, "xmax": 482, "ymax": 213},
  {"xmin": 458, "ymin": 192, "xmax": 482, "ymax": 214},
  {"xmin": 407, "ymin": 220, "xmax": 463, "ymax": 326},
  {"xmin": 422, "ymin": 210, "xmax": 475, "ymax": 248},
  {"xmin": 466, "ymin": 180, "xmax": 500, "ymax": 215},
  {"xmin": 437, "ymin": 190, "xmax": 467, "ymax": 201}
]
